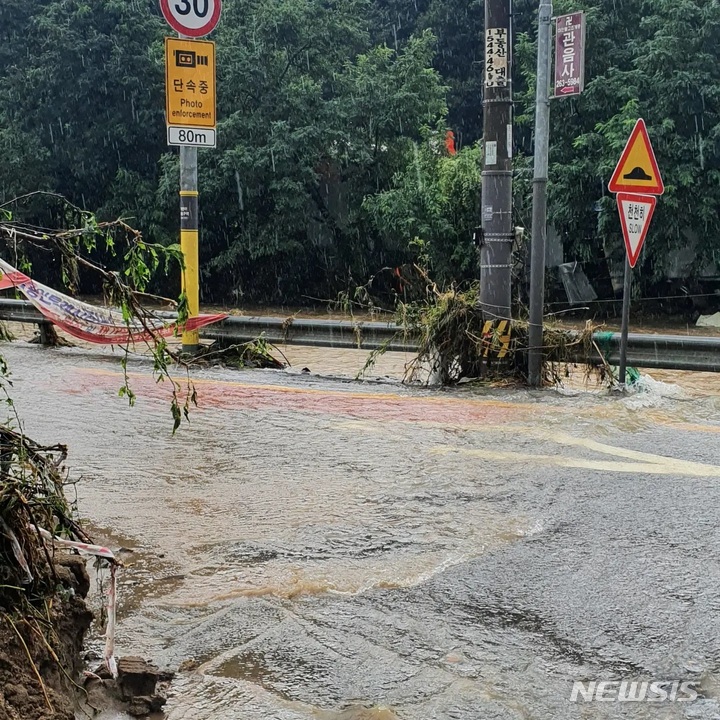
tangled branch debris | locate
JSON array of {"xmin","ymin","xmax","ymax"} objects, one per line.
[
  {"xmin": 190, "ymin": 338, "xmax": 286, "ymax": 370},
  {"xmin": 395, "ymin": 281, "xmax": 612, "ymax": 386},
  {"xmin": 0, "ymin": 401, "xmax": 122, "ymax": 720},
  {"xmin": 0, "ymin": 426, "xmax": 101, "ymax": 607}
]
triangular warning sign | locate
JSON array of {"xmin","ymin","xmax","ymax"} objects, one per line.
[
  {"xmin": 616, "ymin": 192, "xmax": 656, "ymax": 268},
  {"xmin": 608, "ymin": 119, "xmax": 664, "ymax": 195}
]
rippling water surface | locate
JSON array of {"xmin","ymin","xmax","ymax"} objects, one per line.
[{"xmin": 2, "ymin": 339, "xmax": 720, "ymax": 719}]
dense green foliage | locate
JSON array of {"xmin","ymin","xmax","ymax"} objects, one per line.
[
  {"xmin": 0, "ymin": 0, "xmax": 718, "ymax": 305},
  {"xmin": 517, "ymin": 0, "xmax": 720, "ymax": 295}
]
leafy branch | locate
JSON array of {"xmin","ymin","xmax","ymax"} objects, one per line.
[{"xmin": 0, "ymin": 192, "xmax": 195, "ymax": 432}]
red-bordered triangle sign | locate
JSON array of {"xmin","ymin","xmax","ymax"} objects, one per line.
[
  {"xmin": 616, "ymin": 192, "xmax": 657, "ymax": 268},
  {"xmin": 608, "ymin": 119, "xmax": 664, "ymax": 195}
]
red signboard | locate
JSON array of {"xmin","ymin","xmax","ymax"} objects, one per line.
[{"xmin": 554, "ymin": 12, "xmax": 585, "ymax": 98}]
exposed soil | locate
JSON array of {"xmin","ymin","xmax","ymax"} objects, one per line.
[{"xmin": 0, "ymin": 554, "xmax": 92, "ymax": 720}]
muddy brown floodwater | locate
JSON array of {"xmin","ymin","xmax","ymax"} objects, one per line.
[{"xmin": 2, "ymin": 339, "xmax": 720, "ymax": 719}]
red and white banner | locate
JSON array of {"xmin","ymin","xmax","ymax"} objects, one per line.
[{"xmin": 0, "ymin": 259, "xmax": 226, "ymax": 344}]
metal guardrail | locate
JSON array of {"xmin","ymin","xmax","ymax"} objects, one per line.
[
  {"xmin": 203, "ymin": 315, "xmax": 413, "ymax": 351},
  {"xmin": 0, "ymin": 298, "xmax": 55, "ymax": 345},
  {"xmin": 0, "ymin": 298, "xmax": 50, "ymax": 325},
  {"xmin": 592, "ymin": 332, "xmax": 720, "ymax": 373},
  {"xmin": 0, "ymin": 298, "xmax": 718, "ymax": 372}
]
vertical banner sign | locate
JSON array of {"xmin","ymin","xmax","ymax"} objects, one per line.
[
  {"xmin": 553, "ymin": 12, "xmax": 586, "ymax": 98},
  {"xmin": 165, "ymin": 38, "xmax": 217, "ymax": 147},
  {"xmin": 485, "ymin": 28, "xmax": 509, "ymax": 87}
]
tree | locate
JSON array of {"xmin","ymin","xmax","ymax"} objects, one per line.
[
  {"xmin": 517, "ymin": 0, "xmax": 720, "ymax": 294},
  {"xmin": 0, "ymin": 0, "xmax": 169, "ymax": 241},
  {"xmin": 364, "ymin": 136, "xmax": 481, "ymax": 284},
  {"xmin": 4, "ymin": 0, "xmax": 718, "ymax": 307},
  {"xmin": 169, "ymin": 1, "xmax": 447, "ymax": 303}
]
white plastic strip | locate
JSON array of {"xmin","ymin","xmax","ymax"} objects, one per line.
[
  {"xmin": 38, "ymin": 528, "xmax": 119, "ymax": 677},
  {"xmin": 105, "ymin": 565, "xmax": 118, "ymax": 678},
  {"xmin": 37, "ymin": 529, "xmax": 116, "ymax": 561},
  {"xmin": 0, "ymin": 518, "xmax": 33, "ymax": 584}
]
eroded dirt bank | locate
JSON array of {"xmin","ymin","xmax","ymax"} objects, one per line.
[{"xmin": 0, "ymin": 555, "xmax": 91, "ymax": 720}]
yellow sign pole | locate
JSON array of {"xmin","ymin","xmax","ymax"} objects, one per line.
[
  {"xmin": 178, "ymin": 132, "xmax": 200, "ymax": 351},
  {"xmin": 179, "ymin": 185, "xmax": 199, "ymax": 349},
  {"xmin": 166, "ymin": 37, "xmax": 217, "ymax": 353}
]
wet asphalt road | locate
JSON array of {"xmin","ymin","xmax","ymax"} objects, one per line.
[{"xmin": 2, "ymin": 341, "xmax": 720, "ymax": 719}]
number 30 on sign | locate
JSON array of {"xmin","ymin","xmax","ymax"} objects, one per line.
[{"xmin": 160, "ymin": 0, "xmax": 222, "ymax": 38}]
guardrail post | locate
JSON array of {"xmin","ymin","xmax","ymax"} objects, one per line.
[{"xmin": 38, "ymin": 321, "xmax": 53, "ymax": 347}]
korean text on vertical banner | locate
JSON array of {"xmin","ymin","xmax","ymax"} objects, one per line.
[
  {"xmin": 485, "ymin": 29, "xmax": 509, "ymax": 87},
  {"xmin": 554, "ymin": 12, "xmax": 585, "ymax": 98}
]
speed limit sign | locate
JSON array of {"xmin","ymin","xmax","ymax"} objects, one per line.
[{"xmin": 160, "ymin": 0, "xmax": 222, "ymax": 38}]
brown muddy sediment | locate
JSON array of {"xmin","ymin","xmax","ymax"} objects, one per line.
[
  {"xmin": 5, "ymin": 342, "xmax": 720, "ymax": 719},
  {"xmin": 0, "ymin": 554, "xmax": 92, "ymax": 720}
]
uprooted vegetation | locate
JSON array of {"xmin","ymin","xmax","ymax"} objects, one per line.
[
  {"xmin": 190, "ymin": 338, "xmax": 286, "ymax": 370},
  {"xmin": 352, "ymin": 270, "xmax": 615, "ymax": 387},
  {"xmin": 402, "ymin": 285, "xmax": 612, "ymax": 386},
  {"xmin": 0, "ymin": 426, "xmax": 110, "ymax": 719}
]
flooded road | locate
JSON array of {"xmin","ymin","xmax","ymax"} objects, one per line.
[{"xmin": 2, "ymin": 341, "xmax": 720, "ymax": 719}]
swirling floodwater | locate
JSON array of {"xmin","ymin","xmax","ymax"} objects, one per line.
[{"xmin": 2, "ymin": 339, "xmax": 720, "ymax": 720}]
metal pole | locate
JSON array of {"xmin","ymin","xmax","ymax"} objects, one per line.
[
  {"xmin": 177, "ymin": 30, "xmax": 201, "ymax": 354},
  {"xmin": 179, "ymin": 145, "xmax": 200, "ymax": 352},
  {"xmin": 479, "ymin": 0, "xmax": 514, "ymax": 321},
  {"xmin": 527, "ymin": 0, "xmax": 553, "ymax": 387},
  {"xmin": 618, "ymin": 257, "xmax": 632, "ymax": 384}
]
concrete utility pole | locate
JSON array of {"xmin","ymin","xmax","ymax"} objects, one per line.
[
  {"xmin": 479, "ymin": 0, "xmax": 514, "ymax": 321},
  {"xmin": 527, "ymin": 0, "xmax": 553, "ymax": 386}
]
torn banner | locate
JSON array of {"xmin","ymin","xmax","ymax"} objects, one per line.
[{"xmin": 0, "ymin": 259, "xmax": 227, "ymax": 344}]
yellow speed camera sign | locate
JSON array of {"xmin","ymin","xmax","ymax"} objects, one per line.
[{"xmin": 165, "ymin": 37, "xmax": 216, "ymax": 129}]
